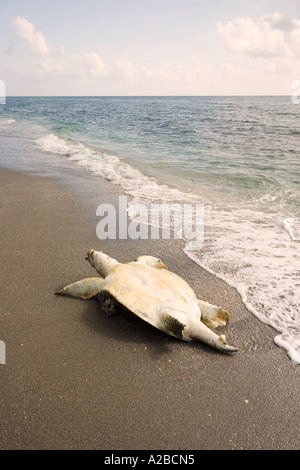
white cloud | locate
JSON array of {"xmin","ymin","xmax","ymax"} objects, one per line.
[
  {"xmin": 113, "ymin": 60, "xmax": 140, "ymax": 80},
  {"xmin": 11, "ymin": 14, "xmax": 296, "ymax": 95},
  {"xmin": 12, "ymin": 16, "xmax": 49, "ymax": 56},
  {"xmin": 76, "ymin": 51, "xmax": 108, "ymax": 79},
  {"xmin": 37, "ymin": 52, "xmax": 108, "ymax": 80},
  {"xmin": 112, "ymin": 60, "xmax": 176, "ymax": 82},
  {"xmin": 112, "ymin": 57, "xmax": 215, "ymax": 84},
  {"xmin": 11, "ymin": 17, "xmax": 108, "ymax": 80},
  {"xmin": 10, "ymin": 16, "xmax": 216, "ymax": 86},
  {"xmin": 217, "ymin": 12, "xmax": 300, "ymax": 58}
]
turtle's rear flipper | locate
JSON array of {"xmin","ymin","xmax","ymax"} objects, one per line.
[
  {"xmin": 55, "ymin": 277, "xmax": 103, "ymax": 300},
  {"xmin": 197, "ymin": 300, "xmax": 230, "ymax": 328}
]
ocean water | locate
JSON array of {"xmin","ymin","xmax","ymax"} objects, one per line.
[{"xmin": 0, "ymin": 96, "xmax": 299, "ymax": 363}]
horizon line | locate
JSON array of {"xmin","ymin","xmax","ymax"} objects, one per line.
[{"xmin": 5, "ymin": 94, "xmax": 291, "ymax": 98}]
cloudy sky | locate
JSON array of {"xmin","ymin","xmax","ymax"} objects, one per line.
[{"xmin": 1, "ymin": 0, "xmax": 300, "ymax": 95}]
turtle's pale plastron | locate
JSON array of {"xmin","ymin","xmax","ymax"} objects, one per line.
[{"xmin": 55, "ymin": 250, "xmax": 238, "ymax": 353}]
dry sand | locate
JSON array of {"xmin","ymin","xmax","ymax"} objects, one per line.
[{"xmin": 0, "ymin": 167, "xmax": 299, "ymax": 450}]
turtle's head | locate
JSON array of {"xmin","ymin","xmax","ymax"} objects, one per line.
[
  {"xmin": 86, "ymin": 250, "xmax": 119, "ymax": 277},
  {"xmin": 135, "ymin": 255, "xmax": 168, "ymax": 270}
]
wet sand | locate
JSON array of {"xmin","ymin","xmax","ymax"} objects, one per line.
[{"xmin": 0, "ymin": 166, "xmax": 299, "ymax": 450}]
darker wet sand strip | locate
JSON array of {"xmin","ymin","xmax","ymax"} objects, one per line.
[{"xmin": 0, "ymin": 167, "xmax": 299, "ymax": 450}]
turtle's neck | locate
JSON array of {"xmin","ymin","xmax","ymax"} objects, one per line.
[{"xmin": 93, "ymin": 251, "xmax": 119, "ymax": 278}]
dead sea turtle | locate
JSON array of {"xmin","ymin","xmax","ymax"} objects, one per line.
[{"xmin": 55, "ymin": 250, "xmax": 238, "ymax": 352}]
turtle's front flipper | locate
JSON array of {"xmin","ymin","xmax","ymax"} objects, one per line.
[
  {"xmin": 197, "ymin": 299, "xmax": 230, "ymax": 328},
  {"xmin": 55, "ymin": 277, "xmax": 103, "ymax": 300},
  {"xmin": 135, "ymin": 256, "xmax": 168, "ymax": 270},
  {"xmin": 160, "ymin": 311, "xmax": 186, "ymax": 340}
]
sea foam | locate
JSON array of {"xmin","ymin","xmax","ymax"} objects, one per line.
[
  {"xmin": 184, "ymin": 207, "xmax": 300, "ymax": 364},
  {"xmin": 0, "ymin": 118, "xmax": 15, "ymax": 125},
  {"xmin": 35, "ymin": 134, "xmax": 197, "ymax": 204}
]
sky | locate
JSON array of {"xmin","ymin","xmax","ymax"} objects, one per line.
[{"xmin": 1, "ymin": 0, "xmax": 300, "ymax": 95}]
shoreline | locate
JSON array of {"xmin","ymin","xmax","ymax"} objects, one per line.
[{"xmin": 0, "ymin": 166, "xmax": 299, "ymax": 450}]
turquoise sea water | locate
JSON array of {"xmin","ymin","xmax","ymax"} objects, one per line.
[{"xmin": 0, "ymin": 96, "xmax": 299, "ymax": 363}]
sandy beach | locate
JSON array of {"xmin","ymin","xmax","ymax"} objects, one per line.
[{"xmin": 0, "ymin": 166, "xmax": 299, "ymax": 450}]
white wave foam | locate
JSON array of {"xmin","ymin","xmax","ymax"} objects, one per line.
[
  {"xmin": 274, "ymin": 333, "xmax": 300, "ymax": 364},
  {"xmin": 0, "ymin": 118, "xmax": 15, "ymax": 125},
  {"xmin": 185, "ymin": 207, "xmax": 300, "ymax": 364},
  {"xmin": 281, "ymin": 218, "xmax": 300, "ymax": 241},
  {"xmin": 35, "ymin": 134, "xmax": 197, "ymax": 205}
]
